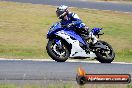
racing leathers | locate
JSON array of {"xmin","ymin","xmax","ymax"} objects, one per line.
[{"xmin": 60, "ymin": 12, "xmax": 98, "ymax": 44}]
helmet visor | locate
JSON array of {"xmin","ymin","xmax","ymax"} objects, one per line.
[{"xmin": 56, "ymin": 10, "xmax": 67, "ymax": 19}]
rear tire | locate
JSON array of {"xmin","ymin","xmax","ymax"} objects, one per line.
[
  {"xmin": 46, "ymin": 39, "xmax": 70, "ymax": 62},
  {"xmin": 95, "ymin": 41, "xmax": 115, "ymax": 63}
]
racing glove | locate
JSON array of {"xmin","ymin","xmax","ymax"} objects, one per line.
[{"xmin": 67, "ymin": 23, "xmax": 74, "ymax": 28}]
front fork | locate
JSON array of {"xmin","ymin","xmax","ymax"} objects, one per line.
[{"xmin": 92, "ymin": 41, "xmax": 108, "ymax": 51}]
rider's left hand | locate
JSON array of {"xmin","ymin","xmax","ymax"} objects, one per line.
[{"xmin": 67, "ymin": 23, "xmax": 74, "ymax": 28}]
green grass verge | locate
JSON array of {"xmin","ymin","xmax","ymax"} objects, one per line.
[
  {"xmin": 0, "ymin": 1, "xmax": 132, "ymax": 62},
  {"xmin": 0, "ymin": 83, "xmax": 132, "ymax": 88}
]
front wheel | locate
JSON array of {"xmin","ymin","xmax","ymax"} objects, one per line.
[
  {"xmin": 95, "ymin": 41, "xmax": 115, "ymax": 63},
  {"xmin": 46, "ymin": 39, "xmax": 70, "ymax": 62}
]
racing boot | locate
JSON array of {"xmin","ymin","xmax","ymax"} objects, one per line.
[
  {"xmin": 89, "ymin": 32, "xmax": 98, "ymax": 46},
  {"xmin": 80, "ymin": 26, "xmax": 90, "ymax": 40},
  {"xmin": 80, "ymin": 27, "xmax": 91, "ymax": 54}
]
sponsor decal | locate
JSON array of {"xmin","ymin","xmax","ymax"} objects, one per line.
[{"xmin": 76, "ymin": 67, "xmax": 131, "ymax": 85}]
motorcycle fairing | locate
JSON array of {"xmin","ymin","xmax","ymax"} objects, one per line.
[
  {"xmin": 91, "ymin": 28, "xmax": 102, "ymax": 35},
  {"xmin": 55, "ymin": 30, "xmax": 96, "ymax": 58}
]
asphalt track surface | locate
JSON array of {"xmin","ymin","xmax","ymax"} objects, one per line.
[
  {"xmin": 0, "ymin": 60, "xmax": 132, "ymax": 82},
  {"xmin": 1, "ymin": 0, "xmax": 132, "ymax": 84},
  {"xmin": 3, "ymin": 0, "xmax": 132, "ymax": 12}
]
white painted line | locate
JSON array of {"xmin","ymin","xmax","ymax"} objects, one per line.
[
  {"xmin": 0, "ymin": 58, "xmax": 132, "ymax": 64},
  {"xmin": 0, "ymin": 58, "xmax": 53, "ymax": 62},
  {"xmin": 67, "ymin": 60, "xmax": 132, "ymax": 64}
]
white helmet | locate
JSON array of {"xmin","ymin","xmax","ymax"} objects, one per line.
[{"xmin": 56, "ymin": 5, "xmax": 69, "ymax": 19}]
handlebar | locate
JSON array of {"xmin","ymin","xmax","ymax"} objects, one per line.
[{"xmin": 97, "ymin": 33, "xmax": 104, "ymax": 38}]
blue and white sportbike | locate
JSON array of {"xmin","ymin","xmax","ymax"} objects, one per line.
[{"xmin": 46, "ymin": 22, "xmax": 115, "ymax": 63}]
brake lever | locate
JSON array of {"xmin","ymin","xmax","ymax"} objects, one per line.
[
  {"xmin": 98, "ymin": 33, "xmax": 104, "ymax": 35},
  {"xmin": 97, "ymin": 33, "xmax": 104, "ymax": 38}
]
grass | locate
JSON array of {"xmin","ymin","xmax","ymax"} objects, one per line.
[
  {"xmin": 0, "ymin": 83, "xmax": 132, "ymax": 88},
  {"xmin": 0, "ymin": 1, "xmax": 132, "ymax": 62}
]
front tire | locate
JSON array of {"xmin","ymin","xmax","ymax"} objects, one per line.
[
  {"xmin": 46, "ymin": 39, "xmax": 70, "ymax": 62},
  {"xmin": 95, "ymin": 41, "xmax": 115, "ymax": 63}
]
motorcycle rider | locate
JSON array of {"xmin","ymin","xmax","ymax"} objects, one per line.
[{"xmin": 56, "ymin": 5, "xmax": 98, "ymax": 53}]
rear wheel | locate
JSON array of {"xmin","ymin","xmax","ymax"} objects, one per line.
[
  {"xmin": 95, "ymin": 41, "xmax": 115, "ymax": 63},
  {"xmin": 46, "ymin": 39, "xmax": 70, "ymax": 62}
]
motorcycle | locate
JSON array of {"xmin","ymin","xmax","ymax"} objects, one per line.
[{"xmin": 46, "ymin": 22, "xmax": 115, "ymax": 63}]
